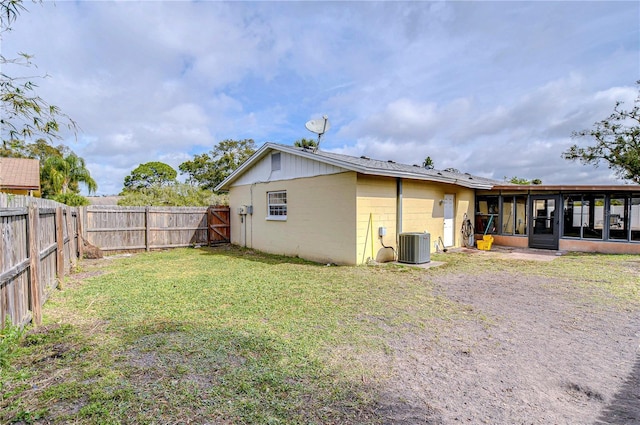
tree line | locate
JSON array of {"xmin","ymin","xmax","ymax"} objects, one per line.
[
  {"xmin": 1, "ymin": 139, "xmax": 97, "ymax": 205},
  {"xmin": 118, "ymin": 138, "xmax": 310, "ymax": 206},
  {"xmin": 118, "ymin": 139, "xmax": 256, "ymax": 206}
]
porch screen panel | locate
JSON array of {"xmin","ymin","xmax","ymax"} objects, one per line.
[
  {"xmin": 563, "ymin": 196, "xmax": 581, "ymax": 238},
  {"xmin": 502, "ymin": 198, "xmax": 514, "ymax": 235},
  {"xmin": 608, "ymin": 196, "xmax": 628, "ymax": 240},
  {"xmin": 475, "ymin": 196, "xmax": 498, "ymax": 235},
  {"xmin": 515, "ymin": 196, "xmax": 527, "ymax": 235},
  {"xmin": 582, "ymin": 195, "xmax": 604, "ymax": 240},
  {"xmin": 631, "ymin": 197, "xmax": 640, "ymax": 242}
]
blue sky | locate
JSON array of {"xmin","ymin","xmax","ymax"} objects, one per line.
[{"xmin": 4, "ymin": 1, "xmax": 639, "ymax": 195}]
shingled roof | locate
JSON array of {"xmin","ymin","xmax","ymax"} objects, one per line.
[
  {"xmin": 216, "ymin": 143, "xmax": 501, "ymax": 190},
  {"xmin": 0, "ymin": 158, "xmax": 40, "ymax": 191}
]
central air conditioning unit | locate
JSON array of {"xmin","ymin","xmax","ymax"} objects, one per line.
[{"xmin": 398, "ymin": 232, "xmax": 431, "ymax": 264}]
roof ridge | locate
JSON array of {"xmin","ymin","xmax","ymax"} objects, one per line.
[{"xmin": 216, "ymin": 142, "xmax": 501, "ymax": 190}]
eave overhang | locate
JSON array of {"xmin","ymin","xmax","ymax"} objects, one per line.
[{"xmin": 485, "ymin": 184, "xmax": 640, "ymax": 193}]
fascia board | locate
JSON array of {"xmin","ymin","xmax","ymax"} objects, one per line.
[
  {"xmin": 353, "ymin": 168, "xmax": 495, "ymax": 189},
  {"xmin": 214, "ymin": 143, "xmax": 274, "ymax": 191}
]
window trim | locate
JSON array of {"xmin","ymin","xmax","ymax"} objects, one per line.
[{"xmin": 266, "ymin": 190, "xmax": 287, "ymax": 221}]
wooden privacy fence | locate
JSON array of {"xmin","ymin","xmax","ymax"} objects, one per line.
[
  {"xmin": 1, "ymin": 200, "xmax": 79, "ymax": 329},
  {"xmin": 84, "ymin": 206, "xmax": 210, "ymax": 251},
  {"xmin": 1, "ymin": 196, "xmax": 231, "ymax": 329}
]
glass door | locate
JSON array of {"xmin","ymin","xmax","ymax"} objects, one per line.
[{"xmin": 529, "ymin": 195, "xmax": 560, "ymax": 249}]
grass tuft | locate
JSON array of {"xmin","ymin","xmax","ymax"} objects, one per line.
[{"xmin": 0, "ymin": 320, "xmax": 23, "ymax": 372}]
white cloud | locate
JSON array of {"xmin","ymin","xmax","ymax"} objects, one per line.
[
  {"xmin": 2, "ymin": 1, "xmax": 638, "ymax": 194},
  {"xmin": 329, "ymin": 77, "xmax": 638, "ymax": 185}
]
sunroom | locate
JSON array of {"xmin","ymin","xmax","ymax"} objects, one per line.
[{"xmin": 474, "ymin": 185, "xmax": 640, "ymax": 254}]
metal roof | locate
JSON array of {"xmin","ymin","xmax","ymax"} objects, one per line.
[{"xmin": 215, "ymin": 143, "xmax": 501, "ymax": 191}]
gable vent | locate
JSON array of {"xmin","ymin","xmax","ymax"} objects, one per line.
[{"xmin": 271, "ymin": 153, "xmax": 281, "ymax": 171}]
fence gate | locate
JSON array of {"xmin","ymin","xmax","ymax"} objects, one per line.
[{"xmin": 208, "ymin": 206, "xmax": 230, "ymax": 245}]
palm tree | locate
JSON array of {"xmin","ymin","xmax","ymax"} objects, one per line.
[
  {"xmin": 294, "ymin": 138, "xmax": 318, "ymax": 149},
  {"xmin": 42, "ymin": 152, "xmax": 97, "ymax": 196},
  {"xmin": 422, "ymin": 156, "xmax": 434, "ymax": 169}
]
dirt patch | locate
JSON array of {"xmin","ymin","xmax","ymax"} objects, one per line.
[
  {"xmin": 66, "ymin": 256, "xmax": 123, "ymax": 283},
  {"xmin": 377, "ymin": 271, "xmax": 640, "ymax": 424},
  {"xmin": 462, "ymin": 246, "xmax": 565, "ymax": 261}
]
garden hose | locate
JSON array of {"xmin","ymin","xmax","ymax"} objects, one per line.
[{"xmin": 461, "ymin": 213, "xmax": 474, "ymax": 247}]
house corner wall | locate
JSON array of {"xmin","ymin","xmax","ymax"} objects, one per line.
[
  {"xmin": 401, "ymin": 180, "xmax": 474, "ymax": 249},
  {"xmin": 355, "ymin": 176, "xmax": 477, "ymax": 263},
  {"xmin": 356, "ymin": 175, "xmax": 398, "ymax": 264},
  {"xmin": 228, "ymin": 172, "xmax": 358, "ymax": 265}
]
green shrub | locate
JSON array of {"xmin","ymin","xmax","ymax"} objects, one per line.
[
  {"xmin": 118, "ymin": 183, "xmax": 228, "ymax": 206},
  {"xmin": 49, "ymin": 192, "xmax": 90, "ymax": 206},
  {"xmin": 0, "ymin": 320, "xmax": 23, "ymax": 372}
]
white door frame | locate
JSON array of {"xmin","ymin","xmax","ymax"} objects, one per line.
[{"xmin": 443, "ymin": 194, "xmax": 455, "ymax": 247}]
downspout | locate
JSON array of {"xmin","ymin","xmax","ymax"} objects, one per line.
[{"xmin": 396, "ymin": 178, "xmax": 403, "ymax": 240}]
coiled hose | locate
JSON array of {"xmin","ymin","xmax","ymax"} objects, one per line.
[{"xmin": 461, "ymin": 213, "xmax": 474, "ymax": 247}]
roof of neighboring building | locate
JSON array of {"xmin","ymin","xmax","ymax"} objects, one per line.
[
  {"xmin": 86, "ymin": 196, "xmax": 123, "ymax": 205},
  {"xmin": 216, "ymin": 143, "xmax": 502, "ymax": 191},
  {"xmin": 0, "ymin": 157, "xmax": 40, "ymax": 190}
]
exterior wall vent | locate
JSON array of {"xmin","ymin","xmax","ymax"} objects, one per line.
[
  {"xmin": 397, "ymin": 233, "xmax": 430, "ymax": 264},
  {"xmin": 271, "ymin": 153, "xmax": 281, "ymax": 171}
]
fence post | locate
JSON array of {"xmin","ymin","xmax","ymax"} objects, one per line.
[
  {"xmin": 77, "ymin": 207, "xmax": 85, "ymax": 259},
  {"xmin": 145, "ymin": 207, "xmax": 150, "ymax": 252},
  {"xmin": 66, "ymin": 207, "xmax": 77, "ymax": 270},
  {"xmin": 55, "ymin": 207, "xmax": 65, "ymax": 289},
  {"xmin": 28, "ymin": 203, "xmax": 42, "ymax": 326}
]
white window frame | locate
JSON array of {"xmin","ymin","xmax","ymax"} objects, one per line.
[{"xmin": 267, "ymin": 190, "xmax": 287, "ymax": 220}]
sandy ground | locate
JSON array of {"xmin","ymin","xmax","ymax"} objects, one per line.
[{"xmin": 376, "ymin": 266, "xmax": 640, "ymax": 424}]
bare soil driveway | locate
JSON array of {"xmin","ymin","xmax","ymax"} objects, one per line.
[{"xmin": 377, "ymin": 251, "xmax": 640, "ymax": 425}]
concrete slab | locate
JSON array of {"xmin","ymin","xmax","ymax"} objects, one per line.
[
  {"xmin": 389, "ymin": 260, "xmax": 447, "ymax": 269},
  {"xmin": 457, "ymin": 246, "xmax": 565, "ymax": 261},
  {"xmin": 377, "ymin": 245, "xmax": 565, "ymax": 268}
]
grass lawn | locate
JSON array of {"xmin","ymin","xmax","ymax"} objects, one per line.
[{"xmin": 1, "ymin": 246, "xmax": 638, "ymax": 424}]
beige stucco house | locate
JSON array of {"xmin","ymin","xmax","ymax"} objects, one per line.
[{"xmin": 215, "ymin": 143, "xmax": 499, "ymax": 265}]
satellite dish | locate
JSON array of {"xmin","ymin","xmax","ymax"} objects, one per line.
[
  {"xmin": 304, "ymin": 115, "xmax": 330, "ymax": 151},
  {"xmin": 305, "ymin": 116, "xmax": 330, "ymax": 135}
]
